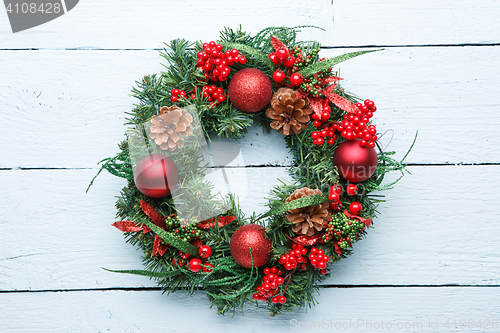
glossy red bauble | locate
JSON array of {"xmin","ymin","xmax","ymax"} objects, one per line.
[
  {"xmin": 229, "ymin": 224, "xmax": 272, "ymax": 268},
  {"xmin": 133, "ymin": 154, "xmax": 179, "ymax": 198},
  {"xmin": 333, "ymin": 140, "xmax": 378, "ymax": 183},
  {"xmin": 228, "ymin": 68, "xmax": 273, "ymax": 113}
]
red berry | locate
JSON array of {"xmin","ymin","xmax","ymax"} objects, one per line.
[
  {"xmin": 320, "ymin": 130, "xmax": 328, "ymax": 138},
  {"xmin": 328, "ymin": 193, "xmax": 339, "ymax": 202},
  {"xmin": 289, "ymin": 72, "xmax": 303, "ymax": 86},
  {"xmin": 367, "ymin": 141, "xmax": 376, "ymax": 148},
  {"xmin": 330, "ymin": 185, "xmax": 342, "ymax": 194},
  {"xmin": 202, "ymin": 263, "xmax": 214, "ymax": 273},
  {"xmin": 284, "ymin": 262, "xmax": 293, "ymax": 270},
  {"xmin": 272, "ymin": 296, "xmax": 279, "ymax": 304},
  {"xmin": 364, "ymin": 100, "xmax": 375, "ymax": 108},
  {"xmin": 188, "ymin": 258, "xmax": 202, "ymax": 273},
  {"xmin": 170, "ymin": 96, "xmax": 178, "ymax": 103},
  {"xmin": 283, "ymin": 56, "xmax": 295, "ymax": 68},
  {"xmin": 197, "ymin": 51, "xmax": 203, "ymax": 58},
  {"xmin": 278, "ymin": 295, "xmax": 286, "ymax": 304},
  {"xmin": 311, "ymin": 132, "xmax": 319, "ymax": 139},
  {"xmin": 179, "ymin": 251, "xmax": 190, "ymax": 259},
  {"xmin": 328, "ymin": 139, "xmax": 335, "ymax": 145},
  {"xmin": 276, "ymin": 277, "xmax": 284, "ymax": 285},
  {"xmin": 218, "ymin": 95, "xmax": 226, "ymax": 102},
  {"xmin": 319, "ymin": 269, "xmax": 327, "ymax": 275},
  {"xmin": 321, "ymin": 112, "xmax": 330, "ymax": 121},
  {"xmin": 239, "ymin": 56, "xmax": 247, "ymax": 64},
  {"xmin": 171, "ymin": 89, "xmax": 180, "ymax": 96},
  {"xmin": 230, "ymin": 49, "xmax": 239, "ymax": 57},
  {"xmin": 317, "ymin": 249, "xmax": 324, "ymax": 256},
  {"xmin": 346, "ymin": 184, "xmax": 359, "ymax": 196},
  {"xmin": 199, "ymin": 245, "xmax": 212, "ymax": 258},
  {"xmin": 317, "ymin": 261, "xmax": 326, "ymax": 269},
  {"xmin": 268, "ymin": 53, "xmax": 281, "ymax": 65},
  {"xmin": 316, "ymin": 137, "xmax": 324, "ymax": 145},
  {"xmin": 272, "ymin": 69, "xmax": 286, "ymax": 83},
  {"xmin": 349, "ymin": 202, "xmax": 363, "ymax": 215},
  {"xmin": 253, "ymin": 293, "xmax": 260, "ymax": 301},
  {"xmin": 276, "ymin": 48, "xmax": 289, "ymax": 60},
  {"xmin": 313, "ymin": 120, "xmax": 321, "ymax": 127}
]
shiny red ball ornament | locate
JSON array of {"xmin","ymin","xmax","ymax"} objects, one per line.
[
  {"xmin": 333, "ymin": 139, "xmax": 378, "ymax": 183},
  {"xmin": 349, "ymin": 202, "xmax": 363, "ymax": 215},
  {"xmin": 133, "ymin": 154, "xmax": 179, "ymax": 198},
  {"xmin": 199, "ymin": 245, "xmax": 212, "ymax": 259},
  {"xmin": 229, "ymin": 224, "xmax": 272, "ymax": 268},
  {"xmin": 228, "ymin": 68, "xmax": 273, "ymax": 113}
]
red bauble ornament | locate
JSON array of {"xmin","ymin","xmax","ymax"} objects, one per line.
[
  {"xmin": 333, "ymin": 139, "xmax": 378, "ymax": 183},
  {"xmin": 133, "ymin": 154, "xmax": 179, "ymax": 198},
  {"xmin": 228, "ymin": 68, "xmax": 273, "ymax": 113},
  {"xmin": 229, "ymin": 224, "xmax": 272, "ymax": 268}
]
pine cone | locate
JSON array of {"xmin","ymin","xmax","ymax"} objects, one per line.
[
  {"xmin": 149, "ymin": 106, "xmax": 193, "ymax": 151},
  {"xmin": 266, "ymin": 88, "xmax": 313, "ymax": 135},
  {"xmin": 285, "ymin": 187, "xmax": 331, "ymax": 236}
]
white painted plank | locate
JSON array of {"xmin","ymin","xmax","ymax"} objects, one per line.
[
  {"xmin": 333, "ymin": 0, "xmax": 500, "ymax": 46},
  {"xmin": 1, "ymin": 47, "xmax": 499, "ymax": 168},
  {"xmin": 0, "ymin": 287, "xmax": 499, "ymax": 332},
  {"xmin": 1, "ymin": 165, "xmax": 499, "ymax": 291},
  {"xmin": 0, "ymin": 0, "xmax": 335, "ymax": 49},
  {"xmin": 1, "ymin": 0, "xmax": 499, "ymax": 49}
]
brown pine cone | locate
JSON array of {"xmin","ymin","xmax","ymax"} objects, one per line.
[
  {"xmin": 266, "ymin": 88, "xmax": 313, "ymax": 135},
  {"xmin": 149, "ymin": 106, "xmax": 193, "ymax": 151},
  {"xmin": 285, "ymin": 187, "xmax": 331, "ymax": 236}
]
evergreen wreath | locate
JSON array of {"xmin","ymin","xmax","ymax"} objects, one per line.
[{"xmin": 89, "ymin": 26, "xmax": 414, "ymax": 316}]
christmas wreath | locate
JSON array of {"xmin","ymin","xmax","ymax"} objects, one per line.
[{"xmin": 89, "ymin": 26, "xmax": 414, "ymax": 316}]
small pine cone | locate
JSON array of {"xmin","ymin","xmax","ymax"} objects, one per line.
[
  {"xmin": 266, "ymin": 88, "xmax": 313, "ymax": 136},
  {"xmin": 149, "ymin": 106, "xmax": 193, "ymax": 151},
  {"xmin": 285, "ymin": 187, "xmax": 331, "ymax": 236}
]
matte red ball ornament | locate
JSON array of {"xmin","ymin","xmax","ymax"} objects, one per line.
[
  {"xmin": 133, "ymin": 153, "xmax": 179, "ymax": 198},
  {"xmin": 228, "ymin": 68, "xmax": 273, "ymax": 113},
  {"xmin": 230, "ymin": 224, "xmax": 272, "ymax": 268},
  {"xmin": 333, "ymin": 139, "xmax": 378, "ymax": 183}
]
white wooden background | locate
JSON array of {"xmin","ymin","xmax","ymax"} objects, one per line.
[{"xmin": 1, "ymin": 1, "xmax": 500, "ymax": 332}]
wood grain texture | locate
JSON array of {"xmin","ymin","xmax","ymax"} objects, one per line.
[
  {"xmin": 0, "ymin": 0, "xmax": 499, "ymax": 49},
  {"xmin": 1, "ymin": 46, "xmax": 499, "ymax": 168},
  {"xmin": 1, "ymin": 165, "xmax": 499, "ymax": 291},
  {"xmin": 1, "ymin": 287, "xmax": 498, "ymax": 332}
]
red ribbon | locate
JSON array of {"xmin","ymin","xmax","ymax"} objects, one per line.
[
  {"xmin": 111, "ymin": 221, "xmax": 143, "ymax": 232},
  {"xmin": 343, "ymin": 209, "xmax": 372, "ymax": 227},
  {"xmin": 271, "ymin": 36, "xmax": 288, "ymax": 52},
  {"xmin": 196, "ymin": 216, "xmax": 236, "ymax": 229},
  {"xmin": 287, "ymin": 234, "xmax": 323, "ymax": 246}
]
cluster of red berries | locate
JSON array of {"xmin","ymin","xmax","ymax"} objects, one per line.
[
  {"xmin": 170, "ymin": 88, "xmax": 187, "ymax": 103},
  {"xmin": 279, "ymin": 244, "xmax": 329, "ymax": 275},
  {"xmin": 339, "ymin": 99, "xmax": 378, "ymax": 148},
  {"xmin": 200, "ymin": 85, "xmax": 227, "ymax": 104},
  {"xmin": 196, "ymin": 41, "xmax": 246, "ymax": 82},
  {"xmin": 268, "ymin": 47, "xmax": 304, "ymax": 86},
  {"xmin": 310, "ymin": 99, "xmax": 333, "ymax": 145},
  {"xmin": 308, "ymin": 247, "xmax": 330, "ymax": 274},
  {"xmin": 279, "ymin": 243, "xmax": 308, "ymax": 271},
  {"xmin": 329, "ymin": 184, "xmax": 363, "ymax": 213},
  {"xmin": 253, "ymin": 267, "xmax": 286, "ymax": 304},
  {"xmin": 172, "ymin": 246, "xmax": 214, "ymax": 273}
]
